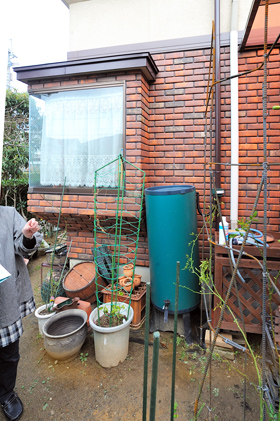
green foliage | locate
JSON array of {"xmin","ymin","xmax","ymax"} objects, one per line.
[
  {"xmin": 79, "ymin": 352, "xmax": 89, "ymax": 364},
  {"xmin": 235, "ymin": 211, "xmax": 258, "ymax": 235},
  {"xmin": 173, "ymin": 400, "xmax": 179, "ymax": 418},
  {"xmin": 212, "ymin": 387, "xmax": 219, "ymax": 397},
  {"xmin": 101, "ymin": 303, "xmax": 126, "ymax": 327},
  {"xmin": 2, "ymin": 89, "xmax": 30, "ymax": 217},
  {"xmin": 102, "ymin": 303, "xmax": 125, "ymax": 320},
  {"xmin": 176, "ymin": 335, "xmax": 184, "ymax": 346},
  {"xmin": 267, "ymin": 404, "xmax": 278, "ymax": 420}
]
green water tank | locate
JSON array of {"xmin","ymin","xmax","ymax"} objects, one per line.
[{"xmin": 145, "ymin": 185, "xmax": 200, "ymax": 313}]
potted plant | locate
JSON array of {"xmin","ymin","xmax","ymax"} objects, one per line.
[
  {"xmin": 34, "ymin": 248, "xmax": 69, "ymax": 334},
  {"xmin": 35, "ymin": 184, "xmax": 69, "ymax": 333},
  {"xmin": 89, "ymin": 302, "xmax": 134, "ymax": 368}
]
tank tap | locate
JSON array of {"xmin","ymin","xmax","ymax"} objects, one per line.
[{"xmin": 163, "ymin": 300, "xmax": 170, "ymax": 323}]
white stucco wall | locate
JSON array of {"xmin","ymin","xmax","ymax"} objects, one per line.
[{"xmin": 64, "ymin": 0, "xmax": 254, "ymax": 53}]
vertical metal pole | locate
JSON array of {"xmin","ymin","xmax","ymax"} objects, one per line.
[
  {"xmin": 262, "ymin": 1, "xmax": 269, "ymax": 419},
  {"xmin": 170, "ymin": 262, "xmax": 180, "ymax": 420},
  {"xmin": 149, "ymin": 331, "xmax": 160, "ymax": 421},
  {"xmin": 142, "ymin": 281, "xmax": 151, "ymax": 421}
]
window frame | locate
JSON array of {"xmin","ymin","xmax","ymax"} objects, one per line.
[{"xmin": 28, "ymin": 80, "xmax": 126, "ymax": 196}]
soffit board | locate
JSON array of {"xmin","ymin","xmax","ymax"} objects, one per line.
[{"xmin": 14, "ymin": 53, "xmax": 159, "ymax": 85}]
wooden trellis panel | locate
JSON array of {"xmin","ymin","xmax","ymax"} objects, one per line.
[{"xmin": 213, "ymin": 233, "xmax": 280, "ymax": 334}]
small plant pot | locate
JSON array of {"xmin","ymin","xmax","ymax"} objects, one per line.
[
  {"xmin": 122, "ymin": 277, "xmax": 133, "ymax": 292},
  {"xmin": 123, "ymin": 263, "xmax": 134, "ymax": 277},
  {"xmin": 118, "ymin": 275, "xmax": 127, "ymax": 287},
  {"xmin": 89, "ymin": 302, "xmax": 134, "ymax": 368},
  {"xmin": 35, "ymin": 304, "xmax": 56, "ymax": 335},
  {"xmin": 133, "ymin": 274, "xmax": 142, "ymax": 288}
]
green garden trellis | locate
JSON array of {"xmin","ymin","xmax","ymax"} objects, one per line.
[{"xmin": 93, "ymin": 154, "xmax": 145, "ymax": 324}]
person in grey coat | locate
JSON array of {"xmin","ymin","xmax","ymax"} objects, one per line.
[{"xmin": 0, "ymin": 205, "xmax": 42, "ymax": 421}]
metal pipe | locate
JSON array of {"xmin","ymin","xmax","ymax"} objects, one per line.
[
  {"xmin": 230, "ymin": 0, "xmax": 240, "ymax": 230},
  {"xmin": 149, "ymin": 331, "xmax": 160, "ymax": 421},
  {"xmin": 261, "ymin": 2, "xmax": 269, "ymax": 418},
  {"xmin": 142, "ymin": 281, "xmax": 151, "ymax": 421},
  {"xmin": 170, "ymin": 262, "xmax": 180, "ymax": 421}
]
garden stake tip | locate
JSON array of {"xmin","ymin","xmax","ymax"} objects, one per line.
[{"xmin": 194, "ymin": 398, "xmax": 198, "ymax": 416}]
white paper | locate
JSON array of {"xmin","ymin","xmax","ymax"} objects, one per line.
[{"xmin": 0, "ymin": 264, "xmax": 11, "ymax": 283}]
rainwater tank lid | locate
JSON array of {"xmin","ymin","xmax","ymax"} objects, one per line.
[{"xmin": 145, "ymin": 185, "xmax": 195, "ymax": 196}]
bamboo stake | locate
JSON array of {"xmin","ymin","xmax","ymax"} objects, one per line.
[
  {"xmin": 142, "ymin": 281, "xmax": 151, "ymax": 421},
  {"xmin": 149, "ymin": 331, "xmax": 160, "ymax": 421},
  {"xmin": 170, "ymin": 262, "xmax": 180, "ymax": 420}
]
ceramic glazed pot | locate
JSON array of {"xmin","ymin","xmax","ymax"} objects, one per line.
[
  {"xmin": 89, "ymin": 302, "xmax": 134, "ymax": 368},
  {"xmin": 43, "ymin": 309, "xmax": 88, "ymax": 362},
  {"xmin": 35, "ymin": 304, "xmax": 55, "ymax": 335},
  {"xmin": 123, "ymin": 263, "xmax": 134, "ymax": 277},
  {"xmin": 133, "ymin": 274, "xmax": 142, "ymax": 288}
]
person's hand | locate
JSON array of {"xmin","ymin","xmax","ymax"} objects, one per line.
[{"xmin": 22, "ymin": 218, "xmax": 40, "ymax": 239}]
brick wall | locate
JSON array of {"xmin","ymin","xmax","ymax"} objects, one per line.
[
  {"xmin": 28, "ymin": 45, "xmax": 280, "ymax": 265},
  {"xmin": 237, "ymin": 48, "xmax": 280, "ymax": 232}
]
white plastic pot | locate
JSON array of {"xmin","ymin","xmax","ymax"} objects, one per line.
[
  {"xmin": 89, "ymin": 302, "xmax": 134, "ymax": 368},
  {"xmin": 34, "ymin": 304, "xmax": 55, "ymax": 335}
]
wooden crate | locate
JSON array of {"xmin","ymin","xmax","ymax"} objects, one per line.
[
  {"xmin": 102, "ymin": 282, "xmax": 146, "ymax": 329},
  {"xmin": 213, "ymin": 232, "xmax": 280, "ymax": 334}
]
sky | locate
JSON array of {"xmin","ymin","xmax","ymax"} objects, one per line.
[
  {"xmin": 0, "ymin": 0, "xmax": 69, "ymax": 186},
  {"xmin": 3, "ymin": 0, "xmax": 69, "ymax": 91}
]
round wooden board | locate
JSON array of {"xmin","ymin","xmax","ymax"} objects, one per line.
[{"xmin": 259, "ymin": 233, "xmax": 274, "ymax": 243}]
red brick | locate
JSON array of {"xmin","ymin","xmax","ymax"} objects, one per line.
[{"xmin": 26, "ymin": 47, "xmax": 280, "ymax": 265}]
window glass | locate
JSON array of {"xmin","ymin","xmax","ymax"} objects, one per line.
[{"xmin": 29, "ymin": 86, "xmax": 124, "ymax": 188}]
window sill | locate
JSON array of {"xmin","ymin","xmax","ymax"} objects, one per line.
[{"xmin": 28, "ymin": 187, "xmax": 118, "ymax": 196}]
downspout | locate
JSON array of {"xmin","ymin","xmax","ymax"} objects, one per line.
[
  {"xmin": 230, "ymin": 0, "xmax": 239, "ymax": 230},
  {"xmin": 214, "ymin": 0, "xmax": 221, "ymax": 202}
]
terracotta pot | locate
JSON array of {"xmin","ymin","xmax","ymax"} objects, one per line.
[
  {"xmin": 133, "ymin": 274, "xmax": 142, "ymax": 288},
  {"xmin": 122, "ymin": 277, "xmax": 133, "ymax": 292},
  {"xmin": 118, "ymin": 275, "xmax": 127, "ymax": 287},
  {"xmin": 54, "ymin": 297, "xmax": 92, "ymax": 326},
  {"xmin": 123, "ymin": 263, "xmax": 134, "ymax": 277}
]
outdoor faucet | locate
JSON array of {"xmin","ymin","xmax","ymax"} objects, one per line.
[{"xmin": 163, "ymin": 300, "xmax": 170, "ymax": 323}]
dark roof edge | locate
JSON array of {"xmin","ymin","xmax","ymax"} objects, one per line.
[
  {"xmin": 67, "ymin": 31, "xmax": 244, "ymax": 61},
  {"xmin": 14, "ymin": 52, "xmax": 158, "ymax": 84},
  {"xmin": 240, "ymin": 0, "xmax": 261, "ymax": 51}
]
